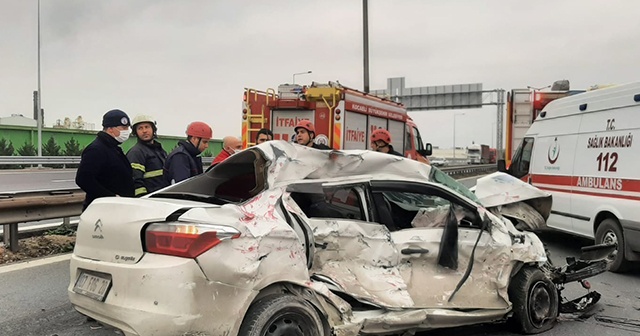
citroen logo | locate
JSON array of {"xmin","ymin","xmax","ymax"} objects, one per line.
[{"xmin": 94, "ymin": 220, "xmax": 103, "ymax": 232}]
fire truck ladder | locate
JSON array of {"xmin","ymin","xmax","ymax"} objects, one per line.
[{"xmin": 243, "ymin": 88, "xmax": 276, "ymax": 147}]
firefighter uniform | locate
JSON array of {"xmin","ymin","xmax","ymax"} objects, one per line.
[
  {"xmin": 387, "ymin": 145, "xmax": 404, "ymax": 157},
  {"xmin": 163, "ymin": 122, "xmax": 213, "ymax": 184},
  {"xmin": 127, "ymin": 140, "xmax": 168, "ymax": 196},
  {"xmin": 127, "ymin": 115, "xmax": 169, "ymax": 196},
  {"xmin": 164, "ymin": 140, "xmax": 203, "ymax": 184}
]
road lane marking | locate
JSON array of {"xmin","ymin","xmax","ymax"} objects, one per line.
[
  {"xmin": 0, "ymin": 253, "xmax": 71, "ymax": 274},
  {"xmin": 52, "ymin": 179, "xmax": 75, "ymax": 183}
]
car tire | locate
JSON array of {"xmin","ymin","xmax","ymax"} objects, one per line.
[
  {"xmin": 239, "ymin": 294, "xmax": 326, "ymax": 336},
  {"xmin": 508, "ymin": 267, "xmax": 559, "ymax": 334},
  {"xmin": 595, "ymin": 218, "xmax": 631, "ymax": 273}
]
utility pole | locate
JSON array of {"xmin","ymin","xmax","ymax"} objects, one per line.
[
  {"xmin": 37, "ymin": 0, "xmax": 43, "ymax": 160},
  {"xmin": 363, "ymin": 0, "xmax": 370, "ymax": 93}
]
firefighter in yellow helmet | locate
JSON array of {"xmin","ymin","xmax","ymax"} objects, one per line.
[{"xmin": 126, "ymin": 115, "xmax": 169, "ymax": 196}]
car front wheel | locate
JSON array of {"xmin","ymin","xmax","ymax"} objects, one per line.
[
  {"xmin": 508, "ymin": 267, "xmax": 559, "ymax": 334},
  {"xmin": 239, "ymin": 294, "xmax": 326, "ymax": 336}
]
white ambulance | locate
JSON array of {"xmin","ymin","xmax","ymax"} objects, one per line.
[{"xmin": 499, "ymin": 82, "xmax": 640, "ymax": 272}]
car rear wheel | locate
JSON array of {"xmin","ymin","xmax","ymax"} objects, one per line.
[
  {"xmin": 239, "ymin": 294, "xmax": 326, "ymax": 336},
  {"xmin": 595, "ymin": 218, "xmax": 631, "ymax": 273},
  {"xmin": 508, "ymin": 267, "xmax": 559, "ymax": 334}
]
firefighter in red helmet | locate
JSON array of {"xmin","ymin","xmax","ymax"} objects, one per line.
[
  {"xmin": 370, "ymin": 128, "xmax": 403, "ymax": 157},
  {"xmin": 294, "ymin": 120, "xmax": 331, "ymax": 150},
  {"xmin": 164, "ymin": 121, "xmax": 213, "ymax": 184}
]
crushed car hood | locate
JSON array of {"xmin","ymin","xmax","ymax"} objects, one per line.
[
  {"xmin": 473, "ymin": 173, "xmax": 551, "ymax": 210},
  {"xmin": 473, "ymin": 172, "xmax": 552, "ymax": 231}
]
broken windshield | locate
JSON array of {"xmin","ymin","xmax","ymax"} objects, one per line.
[{"xmin": 429, "ymin": 166, "xmax": 480, "ymax": 204}]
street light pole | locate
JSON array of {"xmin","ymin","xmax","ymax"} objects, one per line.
[
  {"xmin": 37, "ymin": 0, "xmax": 42, "ymax": 160},
  {"xmin": 453, "ymin": 113, "xmax": 465, "ymax": 158},
  {"xmin": 491, "ymin": 122, "xmax": 496, "ymax": 148},
  {"xmin": 292, "ymin": 71, "xmax": 312, "ymax": 85},
  {"xmin": 363, "ymin": 0, "xmax": 370, "ymax": 93}
]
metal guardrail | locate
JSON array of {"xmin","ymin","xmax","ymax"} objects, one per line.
[
  {"xmin": 0, "ymin": 156, "xmax": 214, "ymax": 166},
  {"xmin": 0, "ymin": 156, "xmax": 81, "ymax": 165},
  {"xmin": 1, "ymin": 156, "xmax": 476, "ymax": 167},
  {"xmin": 1, "ymin": 188, "xmax": 85, "ymax": 252},
  {"xmin": 0, "ymin": 161, "xmax": 496, "ymax": 253},
  {"xmin": 440, "ymin": 164, "xmax": 496, "ymax": 177}
]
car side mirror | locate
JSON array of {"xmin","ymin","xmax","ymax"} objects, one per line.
[
  {"xmin": 418, "ymin": 143, "xmax": 433, "ymax": 157},
  {"xmin": 497, "ymin": 159, "xmax": 507, "ymax": 172}
]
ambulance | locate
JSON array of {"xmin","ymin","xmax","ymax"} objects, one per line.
[
  {"xmin": 241, "ymin": 81, "xmax": 432, "ymax": 163},
  {"xmin": 499, "ymin": 82, "xmax": 640, "ymax": 272}
]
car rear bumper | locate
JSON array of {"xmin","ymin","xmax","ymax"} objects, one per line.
[{"xmin": 68, "ymin": 253, "xmax": 256, "ymax": 336}]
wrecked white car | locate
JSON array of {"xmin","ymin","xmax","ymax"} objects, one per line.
[{"xmin": 68, "ymin": 141, "xmax": 611, "ymax": 336}]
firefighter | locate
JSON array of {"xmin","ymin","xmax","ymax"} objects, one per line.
[
  {"xmin": 164, "ymin": 121, "xmax": 213, "ymax": 184},
  {"xmin": 75, "ymin": 109, "xmax": 134, "ymax": 210},
  {"xmin": 126, "ymin": 115, "xmax": 169, "ymax": 196},
  {"xmin": 211, "ymin": 136, "xmax": 242, "ymax": 165},
  {"xmin": 370, "ymin": 129, "xmax": 403, "ymax": 157},
  {"xmin": 294, "ymin": 120, "xmax": 331, "ymax": 150}
]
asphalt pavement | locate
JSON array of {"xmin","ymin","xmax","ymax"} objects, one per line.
[
  {"xmin": 0, "ymin": 175, "xmax": 638, "ymax": 336},
  {"xmin": 0, "ymin": 169, "xmax": 78, "ymax": 193},
  {"xmin": 1, "ymin": 231, "xmax": 638, "ymax": 336}
]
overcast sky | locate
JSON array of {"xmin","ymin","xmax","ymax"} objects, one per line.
[{"xmin": 2, "ymin": 0, "xmax": 639, "ymax": 148}]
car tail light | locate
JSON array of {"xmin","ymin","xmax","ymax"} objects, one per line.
[{"xmin": 145, "ymin": 222, "xmax": 240, "ymax": 258}]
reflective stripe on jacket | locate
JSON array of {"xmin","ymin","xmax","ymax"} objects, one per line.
[{"xmin": 126, "ymin": 140, "xmax": 169, "ymax": 196}]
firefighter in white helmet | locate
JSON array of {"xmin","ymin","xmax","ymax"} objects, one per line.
[{"xmin": 126, "ymin": 115, "xmax": 169, "ymax": 196}]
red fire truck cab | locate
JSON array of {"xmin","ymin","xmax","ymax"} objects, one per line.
[{"xmin": 241, "ymin": 81, "xmax": 431, "ymax": 164}]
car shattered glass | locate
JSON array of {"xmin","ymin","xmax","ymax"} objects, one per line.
[{"xmin": 429, "ymin": 166, "xmax": 480, "ymax": 203}]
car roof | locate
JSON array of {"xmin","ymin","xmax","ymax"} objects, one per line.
[{"xmin": 247, "ymin": 141, "xmax": 436, "ymax": 187}]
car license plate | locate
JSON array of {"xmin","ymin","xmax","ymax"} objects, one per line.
[{"xmin": 73, "ymin": 270, "xmax": 112, "ymax": 302}]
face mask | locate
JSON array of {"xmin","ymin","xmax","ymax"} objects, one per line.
[{"xmin": 115, "ymin": 129, "xmax": 130, "ymax": 143}]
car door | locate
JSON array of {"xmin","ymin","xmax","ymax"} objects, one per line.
[
  {"xmin": 284, "ymin": 181, "xmax": 416, "ymax": 308},
  {"xmin": 369, "ymin": 180, "xmax": 511, "ymax": 310}
]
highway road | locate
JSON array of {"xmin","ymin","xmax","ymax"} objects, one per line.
[
  {"xmin": 0, "ymin": 164, "xmax": 482, "ymax": 194},
  {"xmin": 0, "ymin": 169, "xmax": 78, "ymax": 193},
  {"xmin": 1, "ymin": 231, "xmax": 638, "ymax": 335},
  {"xmin": 1, "ymin": 175, "xmax": 638, "ymax": 335}
]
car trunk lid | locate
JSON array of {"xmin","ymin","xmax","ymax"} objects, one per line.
[{"xmin": 73, "ymin": 197, "xmax": 214, "ymax": 263}]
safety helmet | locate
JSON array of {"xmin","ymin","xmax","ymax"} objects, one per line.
[
  {"xmin": 370, "ymin": 129, "xmax": 391, "ymax": 144},
  {"xmin": 294, "ymin": 120, "xmax": 315, "ymax": 134},
  {"xmin": 186, "ymin": 121, "xmax": 213, "ymax": 139},
  {"xmin": 132, "ymin": 115, "xmax": 157, "ymax": 132}
]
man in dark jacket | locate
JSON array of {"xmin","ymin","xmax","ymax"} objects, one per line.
[
  {"xmin": 370, "ymin": 128, "xmax": 403, "ymax": 157},
  {"xmin": 126, "ymin": 114, "xmax": 169, "ymax": 196},
  {"xmin": 164, "ymin": 121, "xmax": 213, "ymax": 184},
  {"xmin": 294, "ymin": 120, "xmax": 332, "ymax": 150},
  {"xmin": 76, "ymin": 109, "xmax": 135, "ymax": 210}
]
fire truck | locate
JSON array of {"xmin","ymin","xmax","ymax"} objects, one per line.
[
  {"xmin": 241, "ymin": 81, "xmax": 432, "ymax": 163},
  {"xmin": 504, "ymin": 80, "xmax": 585, "ymax": 167}
]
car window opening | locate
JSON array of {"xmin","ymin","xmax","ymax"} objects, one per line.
[
  {"xmin": 373, "ymin": 190, "xmax": 480, "ymax": 232},
  {"xmin": 290, "ymin": 187, "xmax": 365, "ymax": 221},
  {"xmin": 151, "ymin": 149, "xmax": 268, "ymax": 204}
]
